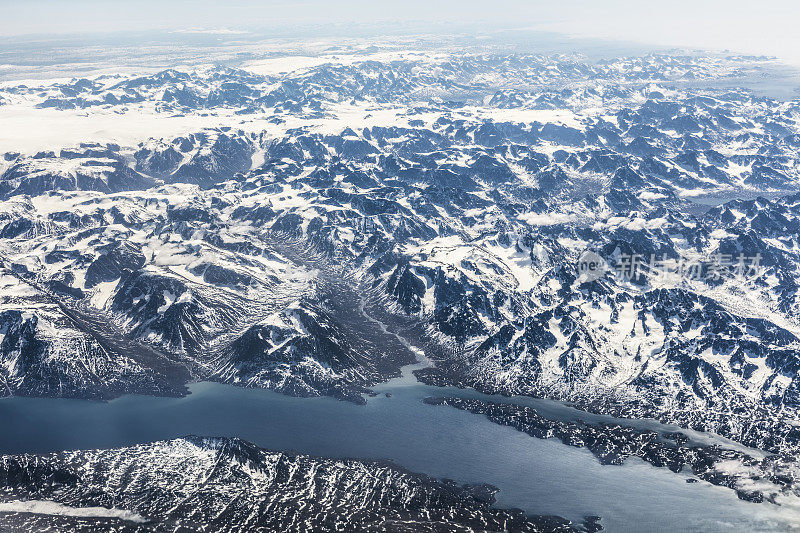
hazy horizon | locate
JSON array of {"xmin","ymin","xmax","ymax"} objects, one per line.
[{"xmin": 1, "ymin": 1, "xmax": 799, "ymax": 65}]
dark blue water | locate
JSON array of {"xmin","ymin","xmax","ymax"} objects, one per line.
[{"xmin": 1, "ymin": 364, "xmax": 797, "ymax": 532}]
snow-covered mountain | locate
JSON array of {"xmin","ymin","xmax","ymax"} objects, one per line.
[
  {"xmin": 1, "ymin": 50, "xmax": 800, "ymax": 462},
  {"xmin": 0, "ymin": 436, "xmax": 577, "ymax": 532}
]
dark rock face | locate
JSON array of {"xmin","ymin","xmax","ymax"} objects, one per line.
[
  {"xmin": 85, "ymin": 242, "xmax": 146, "ymax": 288},
  {"xmin": 0, "ymin": 308, "xmax": 172, "ymax": 400},
  {"xmin": 0, "ymin": 437, "xmax": 578, "ymax": 532},
  {"xmin": 387, "ymin": 261, "xmax": 426, "ymax": 313},
  {"xmin": 220, "ymin": 301, "xmax": 376, "ymax": 403},
  {"xmin": 110, "ymin": 269, "xmax": 235, "ymax": 355},
  {"xmin": 0, "ymin": 218, "xmax": 33, "ymax": 239},
  {"xmin": 167, "ymin": 132, "xmax": 254, "ymax": 187},
  {"xmin": 0, "ymin": 145, "xmax": 155, "ymax": 199},
  {"xmin": 134, "ymin": 140, "xmax": 184, "ymax": 178}
]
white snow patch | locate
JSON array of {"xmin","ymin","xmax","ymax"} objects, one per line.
[
  {"xmin": 89, "ymin": 279, "xmax": 119, "ymax": 309},
  {"xmin": 518, "ymin": 212, "xmax": 577, "ymax": 226},
  {"xmin": 157, "ymin": 290, "xmax": 176, "ymax": 314},
  {"xmin": 0, "ymin": 500, "xmax": 147, "ymax": 523}
]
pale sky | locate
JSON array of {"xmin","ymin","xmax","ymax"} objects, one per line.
[{"xmin": 1, "ymin": 1, "xmax": 799, "ymax": 65}]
